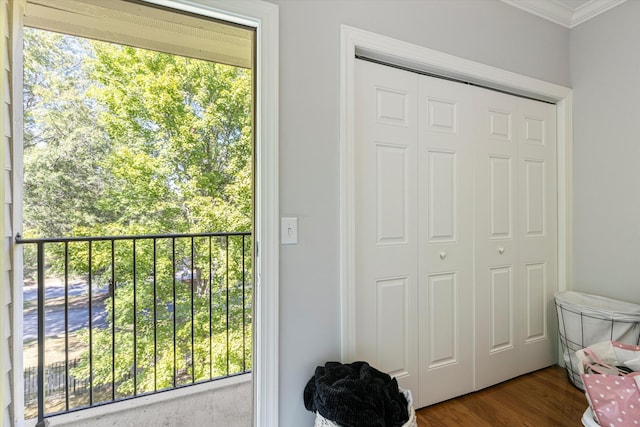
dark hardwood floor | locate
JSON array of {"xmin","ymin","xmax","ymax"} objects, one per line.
[{"xmin": 415, "ymin": 366, "xmax": 589, "ymax": 426}]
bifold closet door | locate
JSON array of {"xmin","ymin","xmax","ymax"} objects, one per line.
[
  {"xmin": 473, "ymin": 87, "xmax": 558, "ymax": 390},
  {"xmin": 353, "ymin": 58, "xmax": 475, "ymax": 407},
  {"xmin": 416, "ymin": 73, "xmax": 474, "ymax": 408},
  {"xmin": 353, "ymin": 59, "xmax": 420, "ymax": 398},
  {"xmin": 353, "ymin": 58, "xmax": 558, "ymax": 408}
]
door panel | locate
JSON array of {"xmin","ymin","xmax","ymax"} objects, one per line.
[
  {"xmin": 376, "ymin": 144, "xmax": 409, "ymax": 244},
  {"xmin": 376, "ymin": 277, "xmax": 410, "ymax": 375},
  {"xmin": 525, "ymin": 262, "xmax": 546, "ymax": 341},
  {"xmin": 425, "ymin": 272, "xmax": 457, "ymax": 367},
  {"xmin": 524, "ymin": 159, "xmax": 545, "ymax": 236},
  {"xmin": 474, "ymin": 88, "xmax": 520, "ymax": 388},
  {"xmin": 427, "ymin": 150, "xmax": 457, "ymax": 241},
  {"xmin": 517, "ymin": 97, "xmax": 558, "ymax": 373},
  {"xmin": 489, "ymin": 266, "xmax": 514, "ymax": 352},
  {"xmin": 489, "ymin": 155, "xmax": 513, "ymax": 238},
  {"xmin": 474, "ymin": 87, "xmax": 557, "ymax": 389},
  {"xmin": 417, "ymin": 75, "xmax": 474, "ymax": 407},
  {"xmin": 354, "ymin": 59, "xmax": 419, "ymax": 397}
]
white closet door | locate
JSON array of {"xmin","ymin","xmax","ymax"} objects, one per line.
[
  {"xmin": 516, "ymin": 95, "xmax": 558, "ymax": 374},
  {"xmin": 354, "ymin": 59, "xmax": 420, "ymax": 397},
  {"xmin": 353, "ymin": 58, "xmax": 558, "ymax": 408},
  {"xmin": 474, "ymin": 87, "xmax": 557, "ymax": 389},
  {"xmin": 474, "ymin": 88, "xmax": 520, "ymax": 387},
  {"xmin": 416, "ymin": 75, "xmax": 474, "ymax": 407}
]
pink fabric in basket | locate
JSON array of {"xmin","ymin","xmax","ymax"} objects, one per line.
[{"xmin": 582, "ymin": 373, "xmax": 640, "ymax": 426}]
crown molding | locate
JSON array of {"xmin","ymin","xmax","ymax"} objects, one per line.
[
  {"xmin": 572, "ymin": 0, "xmax": 627, "ymax": 26},
  {"xmin": 501, "ymin": 0, "xmax": 627, "ymax": 28}
]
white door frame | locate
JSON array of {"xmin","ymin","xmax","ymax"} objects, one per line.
[
  {"xmin": 8, "ymin": 1, "xmax": 278, "ymax": 425},
  {"xmin": 122, "ymin": 1, "xmax": 281, "ymax": 426},
  {"xmin": 339, "ymin": 25, "xmax": 572, "ymax": 360}
]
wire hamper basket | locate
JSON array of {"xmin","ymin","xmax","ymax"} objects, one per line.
[{"xmin": 555, "ymin": 291, "xmax": 640, "ymax": 390}]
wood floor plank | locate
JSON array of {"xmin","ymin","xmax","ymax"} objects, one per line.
[{"xmin": 415, "ymin": 366, "xmax": 589, "ymax": 427}]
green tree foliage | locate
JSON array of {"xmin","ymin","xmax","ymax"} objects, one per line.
[
  {"xmin": 87, "ymin": 42, "xmax": 253, "ymax": 235},
  {"xmin": 23, "ymin": 29, "xmax": 110, "ymax": 238},
  {"xmin": 23, "ymin": 29, "xmax": 253, "ymax": 240},
  {"xmin": 23, "ymin": 28, "xmax": 253, "ymax": 405}
]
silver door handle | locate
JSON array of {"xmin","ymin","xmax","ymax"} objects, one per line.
[
  {"xmin": 498, "ymin": 247, "xmax": 505, "ymax": 255},
  {"xmin": 439, "ymin": 251, "xmax": 447, "ymax": 260}
]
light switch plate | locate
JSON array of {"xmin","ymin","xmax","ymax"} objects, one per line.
[{"xmin": 281, "ymin": 217, "xmax": 298, "ymax": 244}]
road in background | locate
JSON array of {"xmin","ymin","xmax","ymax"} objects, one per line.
[{"xmin": 23, "ymin": 279, "xmax": 108, "ymax": 341}]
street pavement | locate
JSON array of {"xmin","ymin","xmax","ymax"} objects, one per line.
[{"xmin": 23, "ymin": 280, "xmax": 108, "ymax": 341}]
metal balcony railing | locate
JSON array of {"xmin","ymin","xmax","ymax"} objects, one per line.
[{"xmin": 15, "ymin": 231, "xmax": 253, "ymax": 426}]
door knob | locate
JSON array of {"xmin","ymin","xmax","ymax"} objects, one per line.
[
  {"xmin": 498, "ymin": 247, "xmax": 505, "ymax": 255},
  {"xmin": 439, "ymin": 251, "xmax": 447, "ymax": 260}
]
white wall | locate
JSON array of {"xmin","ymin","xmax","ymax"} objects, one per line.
[
  {"xmin": 267, "ymin": 1, "xmax": 570, "ymax": 425},
  {"xmin": 570, "ymin": 1, "xmax": 640, "ymax": 304}
]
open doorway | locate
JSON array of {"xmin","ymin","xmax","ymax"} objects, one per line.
[{"xmin": 19, "ymin": 1, "xmax": 255, "ymax": 424}]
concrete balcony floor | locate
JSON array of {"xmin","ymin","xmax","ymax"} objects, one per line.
[{"xmin": 31, "ymin": 374, "xmax": 252, "ymax": 427}]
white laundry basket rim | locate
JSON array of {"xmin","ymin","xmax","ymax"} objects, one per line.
[
  {"xmin": 313, "ymin": 388, "xmax": 417, "ymax": 427},
  {"xmin": 555, "ymin": 291, "xmax": 640, "ymax": 320}
]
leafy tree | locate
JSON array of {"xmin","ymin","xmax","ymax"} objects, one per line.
[
  {"xmin": 23, "ymin": 29, "xmax": 110, "ymax": 239},
  {"xmin": 87, "ymin": 42, "xmax": 253, "ymax": 235}
]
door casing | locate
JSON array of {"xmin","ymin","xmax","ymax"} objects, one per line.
[
  {"xmin": 144, "ymin": 4, "xmax": 280, "ymax": 426},
  {"xmin": 339, "ymin": 25, "xmax": 572, "ymax": 361},
  {"xmin": 8, "ymin": 1, "xmax": 279, "ymax": 426}
]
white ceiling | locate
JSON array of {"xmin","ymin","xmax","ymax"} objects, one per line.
[{"xmin": 501, "ymin": 0, "xmax": 627, "ymax": 28}]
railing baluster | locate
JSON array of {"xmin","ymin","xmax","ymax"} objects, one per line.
[
  {"xmin": 88, "ymin": 241, "xmax": 93, "ymax": 406},
  {"xmin": 190, "ymin": 236, "xmax": 195, "ymax": 383},
  {"xmin": 64, "ymin": 242, "xmax": 69, "ymax": 411},
  {"xmin": 225, "ymin": 235, "xmax": 229, "ymax": 376},
  {"xmin": 111, "ymin": 239, "xmax": 115, "ymax": 401},
  {"xmin": 242, "ymin": 235, "xmax": 246, "ymax": 372},
  {"xmin": 208, "ymin": 236, "xmax": 213, "ymax": 380},
  {"xmin": 36, "ymin": 241, "xmax": 45, "ymax": 427},
  {"xmin": 172, "ymin": 237, "xmax": 176, "ymax": 389},
  {"xmin": 133, "ymin": 239, "xmax": 137, "ymax": 396},
  {"xmin": 153, "ymin": 238, "xmax": 158, "ymax": 391}
]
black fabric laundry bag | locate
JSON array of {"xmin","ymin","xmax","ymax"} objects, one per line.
[{"xmin": 304, "ymin": 361, "xmax": 409, "ymax": 427}]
